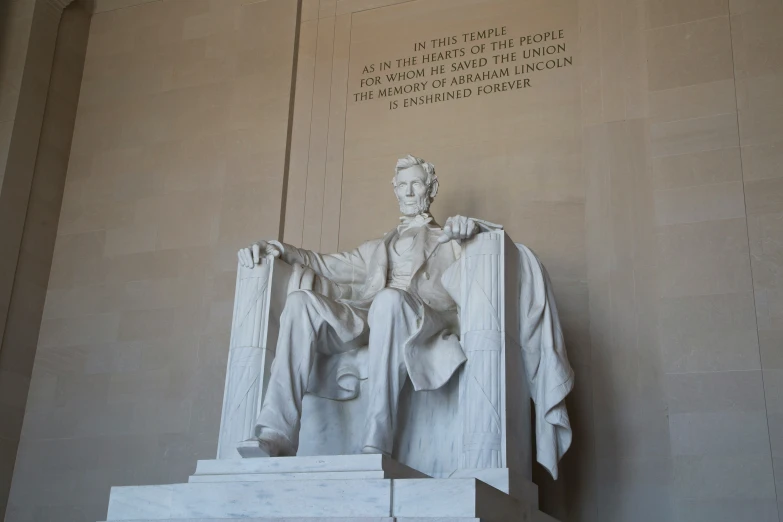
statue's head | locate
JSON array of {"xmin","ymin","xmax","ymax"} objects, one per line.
[{"xmin": 392, "ymin": 155, "xmax": 439, "ymax": 216}]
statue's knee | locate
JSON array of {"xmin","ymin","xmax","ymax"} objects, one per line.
[
  {"xmin": 284, "ymin": 289, "xmax": 316, "ymax": 315},
  {"xmin": 370, "ymin": 288, "xmax": 405, "ymax": 317}
]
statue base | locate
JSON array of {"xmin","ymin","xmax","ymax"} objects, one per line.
[{"xmin": 100, "ymin": 454, "xmax": 559, "ymax": 522}]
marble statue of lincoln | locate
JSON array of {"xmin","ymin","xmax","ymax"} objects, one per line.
[{"xmin": 236, "ymin": 154, "xmax": 487, "ymax": 458}]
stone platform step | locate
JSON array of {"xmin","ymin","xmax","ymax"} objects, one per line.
[
  {"xmin": 103, "ymin": 456, "xmax": 558, "ymax": 522},
  {"xmin": 106, "ymin": 478, "xmax": 524, "ymax": 521},
  {"xmin": 101, "ymin": 516, "xmax": 559, "ymax": 522},
  {"xmin": 101, "ymin": 512, "xmax": 558, "ymax": 522},
  {"xmin": 189, "ymin": 454, "xmax": 427, "ymax": 483},
  {"xmin": 188, "ymin": 456, "xmax": 537, "ymax": 509}
]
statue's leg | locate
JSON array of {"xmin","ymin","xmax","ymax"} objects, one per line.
[
  {"xmin": 362, "ymin": 288, "xmax": 420, "ymax": 456},
  {"xmin": 250, "ymin": 289, "xmax": 368, "ymax": 457}
]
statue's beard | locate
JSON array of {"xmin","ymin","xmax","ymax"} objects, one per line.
[{"xmin": 398, "ymin": 199, "xmax": 430, "ymax": 217}]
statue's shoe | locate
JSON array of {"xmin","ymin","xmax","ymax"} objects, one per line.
[
  {"xmin": 237, "ymin": 429, "xmax": 296, "ymax": 458},
  {"xmin": 361, "ymin": 445, "xmax": 391, "ymax": 457},
  {"xmin": 236, "ymin": 439, "xmax": 273, "ymax": 458}
]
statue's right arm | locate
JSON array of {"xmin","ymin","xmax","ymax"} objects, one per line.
[{"xmin": 237, "ymin": 239, "xmax": 366, "ymax": 286}]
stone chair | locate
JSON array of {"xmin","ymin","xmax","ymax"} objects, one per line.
[{"xmin": 216, "ymin": 229, "xmax": 536, "ymax": 503}]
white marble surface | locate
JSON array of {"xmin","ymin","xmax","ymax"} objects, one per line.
[
  {"xmin": 173, "ymin": 480, "xmax": 390, "ymax": 519},
  {"xmin": 451, "ymin": 467, "xmax": 538, "ymax": 508},
  {"xmin": 230, "ymin": 156, "xmax": 477, "ymax": 459},
  {"xmin": 104, "ymin": 463, "xmax": 557, "ymax": 521},
  {"xmin": 107, "ymin": 479, "xmax": 391, "ymax": 520},
  {"xmin": 99, "ymin": 511, "xmax": 558, "ymax": 522},
  {"xmin": 392, "ymin": 478, "xmax": 528, "ymax": 521},
  {"xmin": 225, "ymin": 224, "xmax": 574, "ymax": 482},
  {"xmin": 193, "ymin": 454, "xmax": 426, "ymax": 478},
  {"xmin": 189, "ymin": 470, "xmax": 392, "ymax": 483},
  {"xmin": 100, "ymin": 518, "xmax": 483, "ymax": 522},
  {"xmin": 101, "ymin": 518, "xmax": 398, "ymax": 522},
  {"xmin": 217, "ymin": 256, "xmax": 292, "ymax": 460},
  {"xmin": 297, "ymin": 373, "xmax": 462, "ymax": 479},
  {"xmin": 222, "ymin": 155, "xmax": 577, "ymax": 481},
  {"xmin": 106, "ymin": 485, "xmax": 173, "ymax": 521},
  {"xmin": 225, "ymin": 225, "xmax": 526, "ymax": 480}
]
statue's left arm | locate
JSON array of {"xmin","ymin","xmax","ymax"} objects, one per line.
[
  {"xmin": 267, "ymin": 241, "xmax": 368, "ymax": 287},
  {"xmin": 238, "ymin": 239, "xmax": 368, "ymax": 288}
]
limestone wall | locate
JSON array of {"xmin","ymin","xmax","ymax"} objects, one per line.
[
  {"xmin": 0, "ymin": 1, "xmax": 90, "ymax": 517},
  {"xmin": 4, "ymin": 0, "xmax": 298, "ymax": 520}
]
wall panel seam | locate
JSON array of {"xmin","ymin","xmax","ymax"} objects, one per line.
[{"xmin": 726, "ymin": 7, "xmax": 781, "ymax": 519}]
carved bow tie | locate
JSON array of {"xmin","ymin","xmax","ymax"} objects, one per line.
[{"xmin": 398, "ymin": 213, "xmax": 433, "ymax": 232}]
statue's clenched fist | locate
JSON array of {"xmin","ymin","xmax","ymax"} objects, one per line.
[
  {"xmin": 437, "ymin": 215, "xmax": 479, "ymax": 244},
  {"xmin": 238, "ymin": 240, "xmax": 281, "ymax": 268}
]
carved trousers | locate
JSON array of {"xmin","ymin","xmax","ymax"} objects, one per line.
[{"xmin": 256, "ymin": 287, "xmax": 421, "ymax": 455}]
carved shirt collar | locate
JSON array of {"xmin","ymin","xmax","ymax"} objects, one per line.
[{"xmin": 397, "ymin": 212, "xmax": 434, "ymax": 233}]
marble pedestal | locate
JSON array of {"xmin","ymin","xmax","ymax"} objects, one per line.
[{"xmin": 100, "ymin": 455, "xmax": 559, "ymax": 522}]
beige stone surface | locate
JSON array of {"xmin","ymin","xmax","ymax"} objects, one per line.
[
  {"xmin": 646, "ymin": 0, "xmax": 728, "ymax": 28},
  {"xmin": 652, "ymin": 147, "xmax": 743, "ymax": 190},
  {"xmin": 647, "ymin": 16, "xmax": 734, "ymax": 92},
  {"xmin": 742, "ymin": 141, "xmax": 783, "ymax": 182},
  {"xmin": 658, "ymin": 218, "xmax": 754, "ymax": 298},
  {"xmin": 658, "ymin": 292, "xmax": 761, "ymax": 372},
  {"xmin": 653, "ymin": 181, "xmax": 747, "ymax": 226},
  {"xmin": 338, "ymin": 0, "xmax": 581, "ymax": 252},
  {"xmin": 649, "ymin": 79, "xmax": 737, "ymax": 124},
  {"xmin": 650, "ymin": 112, "xmax": 740, "ymax": 157},
  {"xmin": 732, "ymin": 2, "xmax": 783, "ymax": 517},
  {"xmin": 282, "ymin": 18, "xmax": 318, "ymax": 247},
  {"xmin": 731, "ymin": 6, "xmax": 783, "ymax": 80},
  {"xmin": 4, "ymin": 1, "xmax": 298, "ymax": 522},
  {"xmin": 0, "ymin": 1, "xmax": 89, "ymax": 518},
  {"xmin": 666, "ymin": 370, "xmax": 777, "ymax": 517}
]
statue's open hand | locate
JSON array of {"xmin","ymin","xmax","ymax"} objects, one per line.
[
  {"xmin": 438, "ymin": 215, "xmax": 479, "ymax": 244},
  {"xmin": 237, "ymin": 240, "xmax": 281, "ymax": 268}
]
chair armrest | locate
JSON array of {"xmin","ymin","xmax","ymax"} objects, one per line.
[{"xmin": 216, "ymin": 256, "xmax": 293, "ymax": 459}]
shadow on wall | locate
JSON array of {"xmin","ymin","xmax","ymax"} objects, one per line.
[
  {"xmin": 0, "ymin": 2, "xmax": 18, "ymax": 77},
  {"xmin": 0, "ymin": 2, "xmax": 91, "ymax": 520}
]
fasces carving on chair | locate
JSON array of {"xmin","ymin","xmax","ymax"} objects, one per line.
[{"xmin": 219, "ymin": 155, "xmax": 575, "ymax": 484}]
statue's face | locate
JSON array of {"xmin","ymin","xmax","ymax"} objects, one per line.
[{"xmin": 394, "ymin": 165, "xmax": 431, "ymax": 216}]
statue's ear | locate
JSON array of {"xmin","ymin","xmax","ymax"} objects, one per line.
[{"xmin": 429, "ymin": 178, "xmax": 439, "ymax": 200}]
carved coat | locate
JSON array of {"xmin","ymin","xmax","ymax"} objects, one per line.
[{"xmin": 271, "ymin": 221, "xmax": 467, "ymax": 397}]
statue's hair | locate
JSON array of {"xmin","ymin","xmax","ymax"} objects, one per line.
[{"xmin": 392, "ymin": 154, "xmax": 439, "ymax": 199}]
